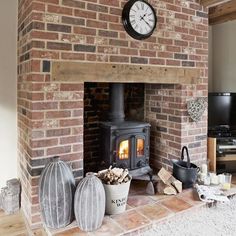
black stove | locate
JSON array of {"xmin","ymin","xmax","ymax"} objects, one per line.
[{"xmin": 100, "ymin": 83, "xmax": 151, "ymax": 177}]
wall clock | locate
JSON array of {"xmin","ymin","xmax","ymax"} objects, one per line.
[{"xmin": 122, "ymin": 0, "xmax": 157, "ymax": 40}]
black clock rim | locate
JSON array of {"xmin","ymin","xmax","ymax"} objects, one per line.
[{"xmin": 122, "ymin": 0, "xmax": 157, "ymax": 40}]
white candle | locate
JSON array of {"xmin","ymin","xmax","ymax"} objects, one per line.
[
  {"xmin": 209, "ymin": 172, "xmax": 214, "ymax": 178},
  {"xmin": 209, "ymin": 172, "xmax": 217, "ymax": 184},
  {"xmin": 204, "ymin": 175, "xmax": 211, "ymax": 185},
  {"xmin": 211, "ymin": 175, "xmax": 219, "ymax": 185},
  {"xmin": 201, "ymin": 164, "xmax": 208, "ymax": 174},
  {"xmin": 218, "ymin": 174, "xmax": 225, "ymax": 184},
  {"xmin": 200, "ymin": 173, "xmax": 207, "ymax": 182}
]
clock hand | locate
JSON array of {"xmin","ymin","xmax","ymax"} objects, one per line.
[
  {"xmin": 140, "ymin": 14, "xmax": 146, "ymax": 21},
  {"xmin": 140, "ymin": 14, "xmax": 151, "ymax": 27},
  {"xmin": 141, "ymin": 17, "xmax": 151, "ymax": 28}
]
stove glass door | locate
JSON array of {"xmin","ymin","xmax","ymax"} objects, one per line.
[
  {"xmin": 115, "ymin": 135, "xmax": 131, "ymax": 169},
  {"xmin": 137, "ymin": 138, "xmax": 144, "ymax": 157},
  {"xmin": 118, "ymin": 140, "xmax": 129, "ymax": 160},
  {"xmin": 134, "ymin": 135, "xmax": 146, "ymax": 169}
]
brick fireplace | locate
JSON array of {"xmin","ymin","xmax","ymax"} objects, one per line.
[{"xmin": 17, "ymin": 0, "xmax": 208, "ymax": 228}]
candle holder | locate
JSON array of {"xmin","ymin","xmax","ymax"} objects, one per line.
[{"xmin": 221, "ymin": 173, "xmax": 232, "ymax": 190}]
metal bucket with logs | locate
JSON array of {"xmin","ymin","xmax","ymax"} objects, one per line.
[{"xmin": 97, "ymin": 167, "xmax": 131, "ymax": 215}]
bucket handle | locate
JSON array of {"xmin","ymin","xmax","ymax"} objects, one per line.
[{"xmin": 181, "ymin": 146, "xmax": 190, "ymax": 168}]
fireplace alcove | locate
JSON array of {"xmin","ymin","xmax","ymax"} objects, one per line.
[
  {"xmin": 84, "ymin": 82, "xmax": 146, "ymax": 174},
  {"xmin": 53, "ymin": 61, "xmax": 204, "ymax": 176}
]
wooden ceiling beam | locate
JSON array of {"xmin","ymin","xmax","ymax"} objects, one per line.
[
  {"xmin": 201, "ymin": 0, "xmax": 232, "ymax": 8},
  {"xmin": 209, "ymin": 1, "xmax": 236, "ymax": 25},
  {"xmin": 210, "ymin": 11, "xmax": 236, "ymax": 24}
]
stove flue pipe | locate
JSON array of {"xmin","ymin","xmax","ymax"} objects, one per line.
[{"xmin": 108, "ymin": 83, "xmax": 125, "ymax": 122}]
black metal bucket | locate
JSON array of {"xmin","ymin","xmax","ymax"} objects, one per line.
[{"xmin": 172, "ymin": 146, "xmax": 200, "ymax": 189}]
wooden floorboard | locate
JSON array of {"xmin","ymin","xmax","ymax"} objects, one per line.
[
  {"xmin": 0, "ymin": 210, "xmax": 46, "ymax": 236},
  {"xmin": 0, "ymin": 210, "xmax": 27, "ymax": 236}
]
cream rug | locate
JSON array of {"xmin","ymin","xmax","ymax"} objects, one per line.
[{"xmin": 142, "ymin": 197, "xmax": 236, "ymax": 236}]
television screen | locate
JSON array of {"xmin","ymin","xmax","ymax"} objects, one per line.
[{"xmin": 208, "ymin": 93, "xmax": 236, "ymax": 131}]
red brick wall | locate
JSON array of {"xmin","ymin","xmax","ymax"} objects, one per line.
[
  {"xmin": 145, "ymin": 83, "xmax": 207, "ymax": 171},
  {"xmin": 18, "ymin": 0, "xmax": 208, "ymax": 228}
]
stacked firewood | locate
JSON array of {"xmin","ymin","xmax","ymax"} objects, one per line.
[
  {"xmin": 97, "ymin": 166, "xmax": 131, "ymax": 185},
  {"xmin": 156, "ymin": 168, "xmax": 182, "ymax": 195}
]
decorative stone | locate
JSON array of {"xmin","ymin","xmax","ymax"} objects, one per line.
[
  {"xmin": 74, "ymin": 173, "xmax": 105, "ymax": 232},
  {"xmin": 0, "ymin": 178, "xmax": 21, "ymax": 214},
  {"xmin": 187, "ymin": 97, "xmax": 207, "ymax": 122},
  {"xmin": 39, "ymin": 156, "xmax": 75, "ymax": 229},
  {"xmin": 43, "ymin": 14, "xmax": 60, "ymax": 23}
]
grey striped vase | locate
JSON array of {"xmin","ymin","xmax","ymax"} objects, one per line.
[
  {"xmin": 74, "ymin": 173, "xmax": 105, "ymax": 232},
  {"xmin": 39, "ymin": 156, "xmax": 75, "ymax": 229}
]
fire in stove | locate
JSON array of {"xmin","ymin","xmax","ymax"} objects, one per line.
[
  {"xmin": 118, "ymin": 138, "xmax": 145, "ymax": 160},
  {"xmin": 118, "ymin": 140, "xmax": 129, "ymax": 160},
  {"xmin": 100, "ymin": 83, "xmax": 151, "ymax": 177},
  {"xmin": 137, "ymin": 139, "xmax": 144, "ymax": 156}
]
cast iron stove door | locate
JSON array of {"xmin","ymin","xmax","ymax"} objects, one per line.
[
  {"xmin": 134, "ymin": 135, "xmax": 148, "ymax": 169},
  {"xmin": 115, "ymin": 135, "xmax": 131, "ymax": 169},
  {"xmin": 115, "ymin": 134, "xmax": 149, "ymax": 170}
]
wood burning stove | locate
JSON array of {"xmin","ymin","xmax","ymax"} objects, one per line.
[{"xmin": 100, "ymin": 83, "xmax": 151, "ymax": 177}]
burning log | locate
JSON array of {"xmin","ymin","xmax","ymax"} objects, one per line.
[{"xmin": 97, "ymin": 166, "xmax": 131, "ymax": 185}]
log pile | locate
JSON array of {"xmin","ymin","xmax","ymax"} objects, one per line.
[
  {"xmin": 156, "ymin": 168, "xmax": 182, "ymax": 195},
  {"xmin": 97, "ymin": 166, "xmax": 131, "ymax": 185}
]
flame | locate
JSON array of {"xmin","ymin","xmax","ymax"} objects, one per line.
[
  {"xmin": 137, "ymin": 139, "xmax": 144, "ymax": 156},
  {"xmin": 118, "ymin": 140, "xmax": 129, "ymax": 159}
]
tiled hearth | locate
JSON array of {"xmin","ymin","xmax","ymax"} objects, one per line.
[
  {"xmin": 47, "ymin": 180, "xmax": 206, "ymax": 236},
  {"xmin": 2, "ymin": 178, "xmax": 236, "ymax": 235}
]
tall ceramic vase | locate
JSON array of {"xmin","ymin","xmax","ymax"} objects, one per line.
[
  {"xmin": 39, "ymin": 156, "xmax": 75, "ymax": 229},
  {"xmin": 74, "ymin": 173, "xmax": 105, "ymax": 232}
]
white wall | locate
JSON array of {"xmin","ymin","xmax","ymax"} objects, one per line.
[
  {"xmin": 211, "ymin": 20, "xmax": 236, "ymax": 92},
  {"xmin": 0, "ymin": 1, "xmax": 17, "ymax": 188}
]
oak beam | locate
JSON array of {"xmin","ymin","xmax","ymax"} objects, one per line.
[
  {"xmin": 210, "ymin": 11, "xmax": 236, "ymax": 24},
  {"xmin": 201, "ymin": 0, "xmax": 232, "ymax": 8},
  {"xmin": 209, "ymin": 1, "xmax": 236, "ymax": 24},
  {"xmin": 52, "ymin": 62, "xmax": 200, "ymax": 84}
]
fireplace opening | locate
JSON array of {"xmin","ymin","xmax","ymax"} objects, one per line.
[
  {"xmin": 99, "ymin": 83, "xmax": 151, "ymax": 177},
  {"xmin": 84, "ymin": 82, "xmax": 145, "ymax": 174}
]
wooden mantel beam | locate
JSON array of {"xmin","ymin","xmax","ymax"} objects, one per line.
[
  {"xmin": 201, "ymin": 0, "xmax": 232, "ymax": 8},
  {"xmin": 52, "ymin": 62, "xmax": 200, "ymax": 84},
  {"xmin": 209, "ymin": 1, "xmax": 236, "ymax": 25}
]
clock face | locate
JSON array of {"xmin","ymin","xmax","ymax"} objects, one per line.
[
  {"xmin": 122, "ymin": 0, "xmax": 157, "ymax": 40},
  {"xmin": 129, "ymin": 1, "xmax": 155, "ymax": 35}
]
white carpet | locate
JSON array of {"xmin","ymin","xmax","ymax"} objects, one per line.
[{"xmin": 142, "ymin": 197, "xmax": 236, "ymax": 236}]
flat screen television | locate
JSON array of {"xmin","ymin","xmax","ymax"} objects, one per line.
[{"xmin": 208, "ymin": 93, "xmax": 236, "ymax": 132}]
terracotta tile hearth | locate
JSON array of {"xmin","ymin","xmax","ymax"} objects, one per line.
[
  {"xmin": 47, "ymin": 180, "xmax": 206, "ymax": 236},
  {"xmin": 111, "ymin": 210, "xmax": 150, "ymax": 232},
  {"xmin": 136, "ymin": 203, "xmax": 173, "ymax": 221},
  {"xmin": 160, "ymin": 196, "xmax": 192, "ymax": 213},
  {"xmin": 2, "ymin": 177, "xmax": 236, "ymax": 235}
]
